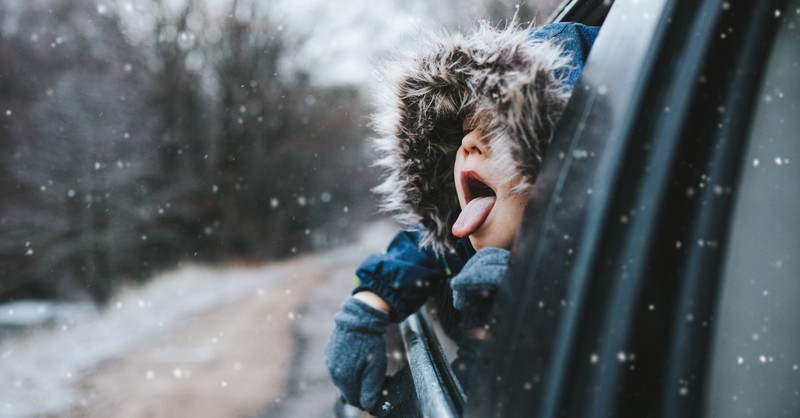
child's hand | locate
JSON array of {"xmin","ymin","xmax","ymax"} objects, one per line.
[
  {"xmin": 324, "ymin": 296, "xmax": 390, "ymax": 411},
  {"xmin": 450, "ymin": 247, "xmax": 509, "ymax": 328}
]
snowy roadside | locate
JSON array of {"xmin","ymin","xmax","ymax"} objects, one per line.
[{"xmin": 0, "ymin": 221, "xmax": 396, "ymax": 418}]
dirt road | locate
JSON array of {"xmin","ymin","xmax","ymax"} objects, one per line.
[{"xmin": 1, "ymin": 222, "xmax": 395, "ymax": 418}]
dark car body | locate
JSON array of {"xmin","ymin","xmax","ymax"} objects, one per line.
[{"xmin": 398, "ymin": 0, "xmax": 800, "ymax": 417}]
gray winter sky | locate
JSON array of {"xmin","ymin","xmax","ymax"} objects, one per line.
[
  {"xmin": 104, "ymin": 0, "xmax": 445, "ymax": 85},
  {"xmin": 273, "ymin": 0, "xmax": 432, "ymax": 85},
  {"xmin": 256, "ymin": 0, "xmax": 562, "ymax": 85},
  {"xmin": 275, "ymin": 0, "xmax": 563, "ymax": 85},
  {"xmin": 104, "ymin": 0, "xmax": 559, "ymax": 86}
]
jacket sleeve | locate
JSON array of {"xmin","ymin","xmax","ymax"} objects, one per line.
[{"xmin": 352, "ymin": 229, "xmax": 451, "ymax": 322}]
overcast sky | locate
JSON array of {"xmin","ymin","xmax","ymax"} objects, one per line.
[
  {"xmin": 272, "ymin": 0, "xmax": 444, "ymax": 86},
  {"xmin": 268, "ymin": 0, "xmax": 561, "ymax": 85},
  {"xmin": 103, "ymin": 0, "xmax": 556, "ymax": 86}
]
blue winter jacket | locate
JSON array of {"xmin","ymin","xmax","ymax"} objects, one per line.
[{"xmin": 353, "ymin": 230, "xmax": 474, "ymax": 323}]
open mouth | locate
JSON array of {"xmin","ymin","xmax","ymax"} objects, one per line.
[
  {"xmin": 462, "ymin": 171, "xmax": 496, "ymax": 203},
  {"xmin": 452, "ymin": 171, "xmax": 498, "ymax": 238}
]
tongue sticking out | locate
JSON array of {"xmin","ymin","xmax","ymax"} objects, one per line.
[{"xmin": 452, "ymin": 196, "xmax": 496, "ymax": 238}]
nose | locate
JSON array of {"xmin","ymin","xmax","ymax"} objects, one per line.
[{"xmin": 461, "ymin": 129, "xmax": 485, "ymax": 156}]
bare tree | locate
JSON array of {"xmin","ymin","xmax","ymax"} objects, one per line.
[
  {"xmin": 0, "ymin": 0, "xmax": 162, "ymax": 303},
  {"xmin": 0, "ymin": 0, "xmax": 377, "ymax": 303}
]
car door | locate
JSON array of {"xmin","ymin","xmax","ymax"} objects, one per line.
[{"xmin": 467, "ymin": 0, "xmax": 793, "ymax": 417}]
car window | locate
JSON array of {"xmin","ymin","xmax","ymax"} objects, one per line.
[
  {"xmin": 705, "ymin": 2, "xmax": 800, "ymax": 416},
  {"xmin": 465, "ymin": 0, "xmax": 791, "ymax": 416}
]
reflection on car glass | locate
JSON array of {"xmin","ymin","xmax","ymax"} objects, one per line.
[{"xmin": 705, "ymin": 2, "xmax": 800, "ymax": 417}]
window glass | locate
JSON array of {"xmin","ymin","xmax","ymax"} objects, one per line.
[{"xmin": 706, "ymin": 2, "xmax": 800, "ymax": 416}]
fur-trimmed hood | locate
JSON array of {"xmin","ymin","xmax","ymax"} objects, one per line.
[{"xmin": 372, "ymin": 22, "xmax": 598, "ymax": 254}]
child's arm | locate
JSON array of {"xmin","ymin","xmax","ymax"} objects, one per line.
[
  {"xmin": 352, "ymin": 229, "xmax": 447, "ymax": 322},
  {"xmin": 325, "ymin": 229, "xmax": 448, "ymax": 412},
  {"xmin": 353, "ymin": 290, "xmax": 391, "ymax": 313}
]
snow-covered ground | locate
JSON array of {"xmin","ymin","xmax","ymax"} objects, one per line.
[{"xmin": 0, "ymin": 221, "xmax": 396, "ymax": 418}]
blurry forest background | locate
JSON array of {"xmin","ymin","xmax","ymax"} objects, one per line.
[{"xmin": 0, "ymin": 0, "xmax": 560, "ymax": 305}]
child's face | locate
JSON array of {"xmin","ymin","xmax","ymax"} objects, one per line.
[{"xmin": 452, "ymin": 127, "xmax": 531, "ymax": 250}]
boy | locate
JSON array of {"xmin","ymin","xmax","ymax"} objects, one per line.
[{"xmin": 325, "ymin": 21, "xmax": 599, "ymax": 413}]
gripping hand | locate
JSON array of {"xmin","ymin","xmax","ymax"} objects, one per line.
[{"xmin": 450, "ymin": 247, "xmax": 509, "ymax": 327}]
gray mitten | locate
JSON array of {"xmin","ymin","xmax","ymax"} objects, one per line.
[
  {"xmin": 450, "ymin": 247, "xmax": 509, "ymax": 327},
  {"xmin": 324, "ymin": 297, "xmax": 390, "ymax": 410}
]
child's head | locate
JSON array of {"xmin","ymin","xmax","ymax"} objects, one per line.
[{"xmin": 372, "ymin": 22, "xmax": 595, "ymax": 254}]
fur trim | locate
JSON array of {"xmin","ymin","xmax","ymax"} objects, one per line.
[{"xmin": 372, "ymin": 21, "xmax": 574, "ymax": 255}]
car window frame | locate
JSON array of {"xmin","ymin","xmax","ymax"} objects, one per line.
[{"xmin": 400, "ymin": 305, "xmax": 466, "ymax": 417}]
